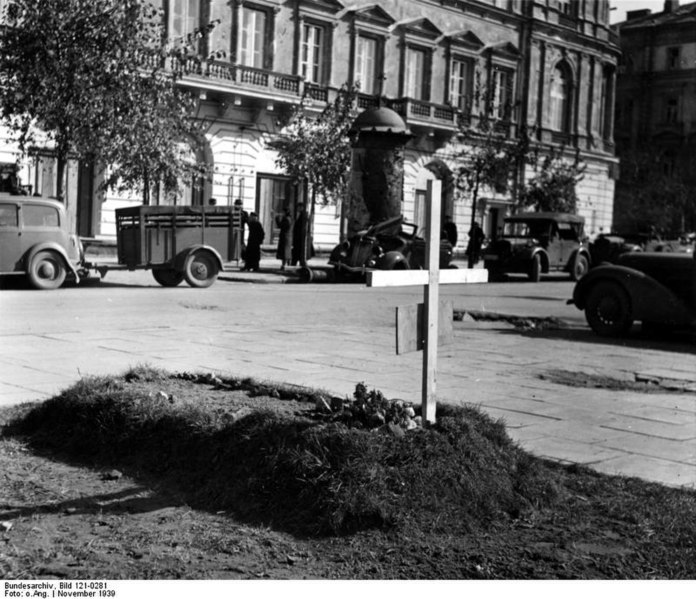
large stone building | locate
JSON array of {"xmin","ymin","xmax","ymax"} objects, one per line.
[
  {"xmin": 1, "ymin": 0, "xmax": 619, "ymax": 252},
  {"xmin": 613, "ymin": 0, "xmax": 696, "ymax": 234}
]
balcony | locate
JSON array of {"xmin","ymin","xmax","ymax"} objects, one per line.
[
  {"xmin": 164, "ymin": 56, "xmax": 304, "ymax": 102},
  {"xmin": 385, "ymin": 97, "xmax": 458, "ymax": 132}
]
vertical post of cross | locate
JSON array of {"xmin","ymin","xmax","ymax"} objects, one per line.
[{"xmin": 422, "ymin": 179, "xmax": 442, "ymax": 424}]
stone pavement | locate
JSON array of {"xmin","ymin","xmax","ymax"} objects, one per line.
[{"xmin": 0, "ymin": 255, "xmax": 694, "ymax": 490}]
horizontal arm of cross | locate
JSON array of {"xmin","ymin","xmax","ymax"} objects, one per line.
[{"xmin": 366, "ymin": 268, "xmax": 488, "ymax": 288}]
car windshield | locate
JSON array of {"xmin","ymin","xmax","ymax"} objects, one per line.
[{"xmin": 503, "ymin": 220, "xmax": 550, "ymax": 239}]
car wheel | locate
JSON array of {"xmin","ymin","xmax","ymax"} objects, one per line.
[
  {"xmin": 528, "ymin": 255, "xmax": 542, "ymax": 282},
  {"xmin": 585, "ymin": 281, "xmax": 633, "ymax": 337},
  {"xmin": 152, "ymin": 268, "xmax": 184, "ymax": 287},
  {"xmin": 183, "ymin": 250, "xmax": 219, "ymax": 288},
  {"xmin": 571, "ymin": 254, "xmax": 589, "ymax": 281},
  {"xmin": 28, "ymin": 251, "xmax": 67, "ymax": 290}
]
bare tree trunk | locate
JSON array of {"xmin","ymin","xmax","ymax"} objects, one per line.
[
  {"xmin": 56, "ymin": 154, "xmax": 67, "ymax": 202},
  {"xmin": 143, "ymin": 171, "xmax": 150, "ymax": 205}
]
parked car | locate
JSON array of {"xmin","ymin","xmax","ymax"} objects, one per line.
[
  {"xmin": 328, "ymin": 215, "xmax": 452, "ymax": 277},
  {"xmin": 589, "ymin": 234, "xmax": 642, "ymax": 265},
  {"xmin": 0, "ymin": 194, "xmax": 84, "ymax": 289},
  {"xmin": 570, "ymin": 249, "xmax": 696, "ymax": 336},
  {"xmin": 483, "ymin": 212, "xmax": 591, "ymax": 282}
]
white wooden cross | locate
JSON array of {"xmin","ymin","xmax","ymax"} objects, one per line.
[{"xmin": 366, "ymin": 180, "xmax": 488, "ymax": 424}]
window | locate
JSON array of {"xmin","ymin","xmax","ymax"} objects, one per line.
[
  {"xmin": 549, "ymin": 64, "xmax": 571, "ymax": 131},
  {"xmin": 558, "ymin": 0, "xmax": 578, "ymax": 17},
  {"xmin": 665, "ymin": 97, "xmax": 679, "ymax": 123},
  {"xmin": 169, "ymin": 0, "xmax": 198, "ymax": 40},
  {"xmin": 0, "ymin": 204, "xmax": 17, "ymax": 227},
  {"xmin": 449, "ymin": 57, "xmax": 472, "ymax": 111},
  {"xmin": 491, "ymin": 67, "xmax": 513, "ymax": 120},
  {"xmin": 301, "ymin": 22, "xmax": 327, "ymax": 84},
  {"xmin": 23, "ymin": 205, "xmax": 59, "ymax": 228},
  {"xmin": 405, "ymin": 47, "xmax": 428, "ymax": 100},
  {"xmin": 240, "ymin": 7, "xmax": 267, "ymax": 69},
  {"xmin": 667, "ymin": 47, "xmax": 680, "ymax": 70},
  {"xmin": 355, "ymin": 35, "xmax": 378, "ymax": 94}
]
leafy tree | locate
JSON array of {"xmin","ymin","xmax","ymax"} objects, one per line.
[
  {"xmin": 272, "ymin": 84, "xmax": 358, "ymax": 206},
  {"xmin": 614, "ymin": 149, "xmax": 694, "ymax": 234},
  {"xmin": 271, "ymin": 84, "xmax": 357, "ymax": 257},
  {"xmin": 455, "ymin": 126, "xmax": 532, "ymax": 267},
  {"xmin": 0, "ymin": 0, "xmax": 211, "ymax": 203},
  {"xmin": 517, "ymin": 147, "xmax": 586, "ymax": 213}
]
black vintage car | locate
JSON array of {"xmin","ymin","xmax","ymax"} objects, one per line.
[
  {"xmin": 570, "ymin": 249, "xmax": 696, "ymax": 337},
  {"xmin": 483, "ymin": 212, "xmax": 591, "ymax": 282},
  {"xmin": 328, "ymin": 215, "xmax": 452, "ymax": 277}
]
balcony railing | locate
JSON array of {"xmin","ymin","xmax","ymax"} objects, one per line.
[
  {"xmin": 162, "ymin": 56, "xmax": 304, "ymax": 98},
  {"xmin": 386, "ymin": 97, "xmax": 457, "ymax": 129}
]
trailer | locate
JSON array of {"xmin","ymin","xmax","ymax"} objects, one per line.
[{"xmin": 85, "ymin": 205, "xmax": 243, "ymax": 288}]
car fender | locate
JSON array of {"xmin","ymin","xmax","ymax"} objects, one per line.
[
  {"xmin": 376, "ymin": 251, "xmax": 409, "ymax": 270},
  {"xmin": 25, "ymin": 242, "xmax": 81, "ymax": 282},
  {"xmin": 530, "ymin": 248, "xmax": 549, "ymax": 271},
  {"xmin": 572, "ymin": 264, "xmax": 693, "ymax": 324},
  {"xmin": 567, "ymin": 248, "xmax": 591, "ymax": 270},
  {"xmin": 172, "ymin": 245, "xmax": 224, "ymax": 272}
]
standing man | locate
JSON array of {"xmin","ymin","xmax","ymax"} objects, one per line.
[
  {"xmin": 442, "ymin": 215, "xmax": 458, "ymax": 248},
  {"xmin": 291, "ymin": 203, "xmax": 308, "ymax": 267},
  {"xmin": 466, "ymin": 221, "xmax": 485, "ymax": 268},
  {"xmin": 243, "ymin": 212, "xmax": 264, "ymax": 272}
]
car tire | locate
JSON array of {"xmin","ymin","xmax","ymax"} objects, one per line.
[
  {"xmin": 28, "ymin": 250, "xmax": 67, "ymax": 290},
  {"xmin": 571, "ymin": 254, "xmax": 589, "ymax": 281},
  {"xmin": 183, "ymin": 250, "xmax": 219, "ymax": 288},
  {"xmin": 528, "ymin": 255, "xmax": 542, "ymax": 282},
  {"xmin": 152, "ymin": 268, "xmax": 184, "ymax": 287},
  {"xmin": 585, "ymin": 281, "xmax": 633, "ymax": 337}
]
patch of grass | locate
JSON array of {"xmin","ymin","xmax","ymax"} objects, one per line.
[{"xmin": 6, "ymin": 370, "xmax": 561, "ymax": 537}]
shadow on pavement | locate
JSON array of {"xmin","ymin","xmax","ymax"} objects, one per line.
[{"xmin": 498, "ymin": 324, "xmax": 696, "ymax": 355}]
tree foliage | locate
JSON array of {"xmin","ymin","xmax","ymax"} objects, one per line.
[
  {"xmin": 0, "ymin": 0, "xmax": 210, "ymax": 201},
  {"xmin": 517, "ymin": 148, "xmax": 586, "ymax": 213},
  {"xmin": 614, "ymin": 149, "xmax": 694, "ymax": 234},
  {"xmin": 271, "ymin": 85, "xmax": 358, "ymax": 205}
]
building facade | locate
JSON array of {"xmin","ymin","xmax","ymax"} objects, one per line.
[
  {"xmin": 1, "ymin": 0, "xmax": 620, "ymax": 252},
  {"xmin": 613, "ymin": 0, "xmax": 696, "ymax": 234}
]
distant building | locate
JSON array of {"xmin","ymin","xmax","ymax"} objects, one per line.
[
  {"xmin": 1, "ymin": 0, "xmax": 619, "ymax": 251},
  {"xmin": 613, "ymin": 0, "xmax": 696, "ymax": 233}
]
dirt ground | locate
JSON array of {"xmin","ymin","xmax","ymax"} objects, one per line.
[{"xmin": 1, "ymin": 376, "xmax": 695, "ymax": 581}]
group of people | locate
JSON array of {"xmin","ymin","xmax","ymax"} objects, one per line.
[{"xmin": 233, "ymin": 200, "xmax": 309, "ymax": 272}]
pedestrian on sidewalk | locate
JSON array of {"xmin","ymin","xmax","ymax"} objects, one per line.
[
  {"xmin": 466, "ymin": 221, "xmax": 485, "ymax": 268},
  {"xmin": 291, "ymin": 203, "xmax": 308, "ymax": 267},
  {"xmin": 275, "ymin": 208, "xmax": 293, "ymax": 270},
  {"xmin": 442, "ymin": 215, "xmax": 458, "ymax": 247},
  {"xmin": 243, "ymin": 212, "xmax": 264, "ymax": 272}
]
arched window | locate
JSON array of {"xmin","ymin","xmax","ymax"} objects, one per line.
[{"xmin": 549, "ymin": 62, "xmax": 572, "ymax": 132}]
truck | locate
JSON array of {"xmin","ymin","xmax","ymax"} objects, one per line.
[{"xmin": 0, "ymin": 195, "xmax": 242, "ymax": 290}]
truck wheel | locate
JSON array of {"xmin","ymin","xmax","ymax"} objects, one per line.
[
  {"xmin": 28, "ymin": 251, "xmax": 67, "ymax": 290},
  {"xmin": 528, "ymin": 255, "xmax": 542, "ymax": 282},
  {"xmin": 152, "ymin": 268, "xmax": 184, "ymax": 287},
  {"xmin": 571, "ymin": 254, "xmax": 589, "ymax": 281},
  {"xmin": 585, "ymin": 281, "xmax": 633, "ymax": 336},
  {"xmin": 184, "ymin": 250, "xmax": 219, "ymax": 288}
]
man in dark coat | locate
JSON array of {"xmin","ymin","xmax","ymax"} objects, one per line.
[
  {"xmin": 243, "ymin": 212, "xmax": 264, "ymax": 272},
  {"xmin": 291, "ymin": 203, "xmax": 308, "ymax": 267},
  {"xmin": 275, "ymin": 208, "xmax": 293, "ymax": 270},
  {"xmin": 443, "ymin": 215, "xmax": 458, "ymax": 247},
  {"xmin": 466, "ymin": 221, "xmax": 485, "ymax": 268}
]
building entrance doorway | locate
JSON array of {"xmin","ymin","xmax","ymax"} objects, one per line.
[{"xmin": 256, "ymin": 174, "xmax": 295, "ymax": 244}]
